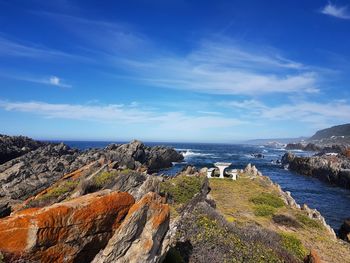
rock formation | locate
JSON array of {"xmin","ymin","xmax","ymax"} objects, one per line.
[
  {"xmin": 285, "ymin": 143, "xmax": 321, "ymax": 152},
  {"xmin": 92, "ymin": 192, "xmax": 170, "ymax": 263},
  {"xmin": 0, "ymin": 190, "xmax": 134, "ymax": 262},
  {"xmin": 0, "ymin": 134, "xmax": 45, "ymax": 165},
  {"xmin": 281, "ymin": 152, "xmax": 350, "ymax": 189},
  {"xmin": 0, "ymin": 138, "xmax": 183, "ymax": 205}
]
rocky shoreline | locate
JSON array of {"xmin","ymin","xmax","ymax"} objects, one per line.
[
  {"xmin": 281, "ymin": 151, "xmax": 350, "ymax": 189},
  {"xmin": 0, "ymin": 135, "xmax": 349, "ymax": 262}
]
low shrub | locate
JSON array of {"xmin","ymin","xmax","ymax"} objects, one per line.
[
  {"xmin": 272, "ymin": 214, "xmax": 301, "ymax": 228},
  {"xmin": 160, "ymin": 175, "xmax": 203, "ymax": 204},
  {"xmin": 250, "ymin": 193, "xmax": 285, "ymax": 208},
  {"xmin": 38, "ymin": 180, "xmax": 78, "ymax": 201},
  {"xmin": 253, "ymin": 204, "xmax": 276, "ymax": 217},
  {"xmin": 296, "ymin": 214, "xmax": 322, "ymax": 229},
  {"xmin": 93, "ymin": 171, "xmax": 117, "ymax": 187},
  {"xmin": 25, "ymin": 180, "xmax": 78, "ymax": 208},
  {"xmin": 279, "ymin": 232, "xmax": 306, "ymax": 260}
]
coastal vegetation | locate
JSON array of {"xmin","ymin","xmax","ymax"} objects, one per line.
[
  {"xmin": 160, "ymin": 174, "xmax": 204, "ymax": 205},
  {"xmin": 279, "ymin": 233, "xmax": 306, "ymax": 260},
  {"xmin": 209, "ymin": 173, "xmax": 350, "ymax": 262}
]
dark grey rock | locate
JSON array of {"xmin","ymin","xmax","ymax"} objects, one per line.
[
  {"xmin": 0, "ymin": 134, "xmax": 45, "ymax": 164},
  {"xmin": 339, "ymin": 218, "xmax": 350, "ymax": 242},
  {"xmin": 0, "ymin": 202, "xmax": 11, "ymax": 218}
]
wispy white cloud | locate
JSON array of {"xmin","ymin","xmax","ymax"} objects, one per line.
[
  {"xmin": 321, "ymin": 2, "xmax": 350, "ymax": 19},
  {"xmin": 0, "ymin": 35, "xmax": 77, "ymax": 59},
  {"xmin": 47, "ymin": 76, "xmax": 71, "ymax": 87},
  {"xmin": 224, "ymin": 99, "xmax": 350, "ymax": 128},
  {"xmin": 0, "ymin": 100, "xmax": 244, "ymax": 130},
  {"xmin": 118, "ymin": 40, "xmax": 320, "ymax": 95},
  {"xmin": 33, "ymin": 12, "xmax": 151, "ymax": 55},
  {"xmin": 0, "ymin": 72, "xmax": 72, "ymax": 88}
]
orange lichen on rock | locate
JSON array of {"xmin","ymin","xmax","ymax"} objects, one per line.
[
  {"xmin": 0, "ymin": 190, "xmax": 135, "ymax": 262},
  {"xmin": 91, "ymin": 192, "xmax": 170, "ymax": 263},
  {"xmin": 151, "ymin": 202, "xmax": 170, "ymax": 228},
  {"xmin": 18, "ymin": 159, "xmax": 107, "ymax": 211},
  {"xmin": 304, "ymin": 249, "xmax": 321, "ymax": 263}
]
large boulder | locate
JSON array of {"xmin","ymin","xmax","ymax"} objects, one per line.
[
  {"xmin": 0, "ymin": 190, "xmax": 134, "ymax": 263},
  {"xmin": 0, "ymin": 135, "xmax": 45, "ymax": 165},
  {"xmin": 104, "ymin": 141, "xmax": 183, "ymax": 171},
  {"xmin": 146, "ymin": 146, "xmax": 184, "ymax": 172},
  {"xmin": 92, "ymin": 192, "xmax": 170, "ymax": 263}
]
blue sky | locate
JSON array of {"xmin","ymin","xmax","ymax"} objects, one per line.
[{"xmin": 0, "ymin": 0, "xmax": 350, "ymax": 142}]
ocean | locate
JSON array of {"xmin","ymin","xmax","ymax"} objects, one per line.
[{"xmin": 62, "ymin": 140, "xmax": 350, "ymax": 231}]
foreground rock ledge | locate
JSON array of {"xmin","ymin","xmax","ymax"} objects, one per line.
[
  {"xmin": 0, "ymin": 190, "xmax": 135, "ymax": 262},
  {"xmin": 92, "ymin": 192, "xmax": 170, "ymax": 263}
]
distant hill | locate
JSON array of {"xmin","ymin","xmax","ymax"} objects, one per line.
[
  {"xmin": 309, "ymin": 124, "xmax": 350, "ymax": 140},
  {"xmin": 244, "ymin": 137, "xmax": 307, "ymax": 145}
]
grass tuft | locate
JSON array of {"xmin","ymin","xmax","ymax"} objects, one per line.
[
  {"xmin": 250, "ymin": 193, "xmax": 285, "ymax": 208},
  {"xmin": 296, "ymin": 214, "xmax": 322, "ymax": 229},
  {"xmin": 93, "ymin": 171, "xmax": 117, "ymax": 187},
  {"xmin": 279, "ymin": 232, "xmax": 306, "ymax": 260},
  {"xmin": 253, "ymin": 204, "xmax": 276, "ymax": 217},
  {"xmin": 160, "ymin": 175, "xmax": 204, "ymax": 205},
  {"xmin": 40, "ymin": 180, "xmax": 78, "ymax": 200}
]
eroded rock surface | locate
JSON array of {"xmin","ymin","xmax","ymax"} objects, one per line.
[
  {"xmin": 92, "ymin": 192, "xmax": 170, "ymax": 263},
  {"xmin": 0, "ymin": 134, "xmax": 45, "ymax": 165},
  {"xmin": 0, "ymin": 190, "xmax": 134, "ymax": 263},
  {"xmin": 0, "ymin": 143, "xmax": 83, "ymax": 200},
  {"xmin": 0, "ymin": 139, "xmax": 182, "ymax": 203}
]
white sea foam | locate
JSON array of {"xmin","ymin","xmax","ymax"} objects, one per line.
[{"xmin": 181, "ymin": 150, "xmax": 213, "ymax": 158}]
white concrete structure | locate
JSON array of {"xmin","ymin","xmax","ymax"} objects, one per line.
[
  {"xmin": 207, "ymin": 168, "xmax": 215, "ymax": 178},
  {"xmin": 226, "ymin": 169, "xmax": 238, "ymax": 180},
  {"xmin": 214, "ymin": 162, "xmax": 232, "ymax": 178}
]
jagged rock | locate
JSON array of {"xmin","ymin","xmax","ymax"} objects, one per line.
[
  {"xmin": 338, "ymin": 218, "xmax": 350, "ymax": 242},
  {"xmin": 0, "ymin": 134, "xmax": 45, "ymax": 165},
  {"xmin": 0, "ymin": 190, "xmax": 134, "ymax": 263},
  {"xmin": 0, "ymin": 143, "xmax": 84, "ymax": 200},
  {"xmin": 244, "ymin": 163, "xmax": 259, "ymax": 176},
  {"xmin": 301, "ymin": 204, "xmax": 336, "ymax": 238},
  {"xmin": 285, "ymin": 143, "xmax": 321, "ymax": 152},
  {"xmin": 102, "ymin": 140, "xmax": 183, "ymax": 172},
  {"xmin": 182, "ymin": 165, "xmax": 197, "ymax": 175},
  {"xmin": 304, "ymin": 249, "xmax": 321, "ymax": 263},
  {"xmin": 92, "ymin": 192, "xmax": 170, "ymax": 263},
  {"xmin": 0, "ymin": 140, "xmax": 183, "ymax": 202},
  {"xmin": 146, "ymin": 146, "xmax": 184, "ymax": 172},
  {"xmin": 281, "ymin": 152, "xmax": 350, "ymax": 189}
]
